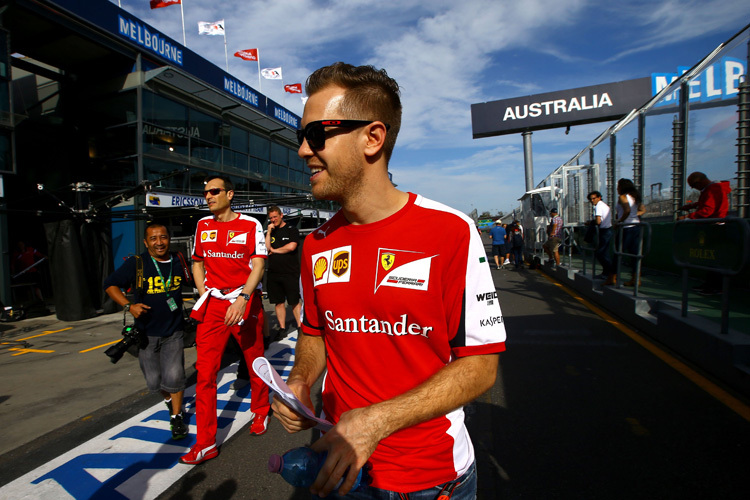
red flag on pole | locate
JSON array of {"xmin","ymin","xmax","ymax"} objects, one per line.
[
  {"xmin": 234, "ymin": 49, "xmax": 259, "ymax": 61},
  {"xmin": 284, "ymin": 83, "xmax": 303, "ymax": 94},
  {"xmin": 150, "ymin": 0, "xmax": 181, "ymax": 9}
]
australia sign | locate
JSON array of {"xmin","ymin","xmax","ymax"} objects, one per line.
[{"xmin": 471, "ymin": 78, "xmax": 652, "ymax": 138}]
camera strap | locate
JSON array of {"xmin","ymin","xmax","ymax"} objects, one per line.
[{"xmin": 135, "ymin": 255, "xmax": 144, "ymax": 298}]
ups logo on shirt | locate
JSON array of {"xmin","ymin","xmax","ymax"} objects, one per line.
[
  {"xmin": 332, "ymin": 251, "xmax": 349, "ymax": 277},
  {"xmin": 311, "ymin": 245, "xmax": 352, "ymax": 286}
]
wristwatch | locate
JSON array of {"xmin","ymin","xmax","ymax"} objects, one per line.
[
  {"xmin": 124, "ymin": 303, "xmax": 132, "ymax": 312},
  {"xmin": 239, "ymin": 293, "xmax": 251, "ymax": 301}
]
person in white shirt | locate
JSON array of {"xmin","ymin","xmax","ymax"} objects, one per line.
[
  {"xmin": 614, "ymin": 179, "xmax": 646, "ymax": 286},
  {"xmin": 588, "ymin": 191, "xmax": 615, "ymax": 285}
]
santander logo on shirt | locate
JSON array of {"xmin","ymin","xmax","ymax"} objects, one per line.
[
  {"xmin": 206, "ymin": 250, "xmax": 246, "ymax": 259},
  {"xmin": 324, "ymin": 310, "xmax": 434, "ymax": 338}
]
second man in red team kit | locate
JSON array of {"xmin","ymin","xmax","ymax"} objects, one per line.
[{"xmin": 180, "ymin": 175, "xmax": 270, "ymax": 466}]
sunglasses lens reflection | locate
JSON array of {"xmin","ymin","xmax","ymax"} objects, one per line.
[
  {"xmin": 203, "ymin": 188, "xmax": 222, "ymax": 197},
  {"xmin": 297, "ymin": 124, "xmax": 325, "ymax": 150}
]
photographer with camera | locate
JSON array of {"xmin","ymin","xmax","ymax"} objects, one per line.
[{"xmin": 103, "ymin": 223, "xmax": 193, "ymax": 441}]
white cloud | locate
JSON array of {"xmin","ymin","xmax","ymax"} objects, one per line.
[
  {"xmin": 114, "ymin": 0, "xmax": 747, "ymax": 214},
  {"xmin": 603, "ymin": 0, "xmax": 750, "ymax": 62}
]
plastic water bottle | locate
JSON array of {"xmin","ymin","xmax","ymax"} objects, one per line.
[{"xmin": 268, "ymin": 446, "xmax": 366, "ymax": 491}]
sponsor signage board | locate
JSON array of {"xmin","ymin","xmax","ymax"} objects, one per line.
[
  {"xmin": 472, "ymin": 56, "xmax": 746, "ymax": 139},
  {"xmin": 471, "ymin": 78, "xmax": 651, "ymax": 138},
  {"xmin": 145, "ymin": 192, "xmax": 336, "ymax": 220}
]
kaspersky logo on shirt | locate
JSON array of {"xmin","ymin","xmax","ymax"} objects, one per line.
[
  {"xmin": 312, "ymin": 246, "xmax": 351, "ymax": 286},
  {"xmin": 375, "ymin": 248, "xmax": 435, "ymax": 293}
]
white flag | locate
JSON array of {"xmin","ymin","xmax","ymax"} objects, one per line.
[
  {"xmin": 261, "ymin": 67, "xmax": 283, "ymax": 80},
  {"xmin": 198, "ymin": 20, "xmax": 225, "ymax": 35}
]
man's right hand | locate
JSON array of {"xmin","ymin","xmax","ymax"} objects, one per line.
[
  {"xmin": 129, "ymin": 303, "xmax": 151, "ymax": 319},
  {"xmin": 271, "ymin": 379, "xmax": 318, "ymax": 433}
]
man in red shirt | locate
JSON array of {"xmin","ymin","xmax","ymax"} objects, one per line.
[
  {"xmin": 180, "ymin": 175, "xmax": 269, "ymax": 465},
  {"xmin": 678, "ymin": 171, "xmax": 731, "ymax": 220},
  {"xmin": 678, "ymin": 171, "xmax": 732, "ymax": 295},
  {"xmin": 272, "ymin": 63, "xmax": 506, "ymax": 499}
]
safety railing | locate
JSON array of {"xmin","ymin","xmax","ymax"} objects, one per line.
[
  {"xmin": 532, "ymin": 226, "xmax": 547, "ymax": 265},
  {"xmin": 613, "ymin": 222, "xmax": 652, "ymax": 297},
  {"xmin": 673, "ymin": 217, "xmax": 750, "ymax": 334},
  {"xmin": 575, "ymin": 223, "xmax": 601, "ymax": 278},
  {"xmin": 557, "ymin": 223, "xmax": 650, "ymax": 297},
  {"xmin": 561, "ymin": 226, "xmax": 576, "ymax": 269}
]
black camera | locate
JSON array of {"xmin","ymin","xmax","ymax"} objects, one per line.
[{"xmin": 104, "ymin": 325, "xmax": 147, "ymax": 364}]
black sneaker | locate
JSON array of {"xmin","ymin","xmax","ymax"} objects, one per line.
[
  {"xmin": 171, "ymin": 414, "xmax": 189, "ymax": 440},
  {"xmin": 273, "ymin": 326, "xmax": 288, "ymax": 341}
]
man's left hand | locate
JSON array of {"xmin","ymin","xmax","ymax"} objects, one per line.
[
  {"xmin": 224, "ymin": 297, "xmax": 247, "ymax": 326},
  {"xmin": 308, "ymin": 406, "xmax": 381, "ymax": 497}
]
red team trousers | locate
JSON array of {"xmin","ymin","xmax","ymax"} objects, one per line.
[{"xmin": 194, "ymin": 292, "xmax": 269, "ymax": 447}]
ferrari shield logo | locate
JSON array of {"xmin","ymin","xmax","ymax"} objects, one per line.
[{"xmin": 381, "ymin": 252, "xmax": 395, "ymax": 271}]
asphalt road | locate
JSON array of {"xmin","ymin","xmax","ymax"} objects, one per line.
[
  {"xmin": 158, "ymin": 265, "xmax": 750, "ymax": 499},
  {"xmin": 2, "ymin": 260, "xmax": 750, "ymax": 499}
]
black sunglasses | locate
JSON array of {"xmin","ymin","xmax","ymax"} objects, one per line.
[
  {"xmin": 203, "ymin": 188, "xmax": 227, "ymax": 197},
  {"xmin": 296, "ymin": 120, "xmax": 390, "ymax": 150}
]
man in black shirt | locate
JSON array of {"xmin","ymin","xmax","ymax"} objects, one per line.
[
  {"xmin": 265, "ymin": 206, "xmax": 301, "ymax": 337},
  {"xmin": 104, "ymin": 223, "xmax": 192, "ymax": 440}
]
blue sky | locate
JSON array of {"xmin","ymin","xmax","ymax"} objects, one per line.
[{"xmin": 113, "ymin": 0, "xmax": 750, "ymax": 216}]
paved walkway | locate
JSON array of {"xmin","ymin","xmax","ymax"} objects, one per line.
[{"xmin": 1, "ymin": 241, "xmax": 749, "ymax": 499}]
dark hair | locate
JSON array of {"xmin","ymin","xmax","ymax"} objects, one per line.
[
  {"xmin": 617, "ymin": 178, "xmax": 642, "ymax": 204},
  {"xmin": 268, "ymin": 205, "xmax": 282, "ymax": 215},
  {"xmin": 687, "ymin": 171, "xmax": 708, "ymax": 187},
  {"xmin": 205, "ymin": 175, "xmax": 234, "ymax": 192},
  {"xmin": 588, "ymin": 191, "xmax": 602, "ymax": 199},
  {"xmin": 144, "ymin": 222, "xmax": 169, "ymax": 239},
  {"xmin": 305, "ymin": 62, "xmax": 402, "ymax": 162}
]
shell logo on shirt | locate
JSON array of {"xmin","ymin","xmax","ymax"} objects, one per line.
[
  {"xmin": 312, "ymin": 246, "xmax": 351, "ymax": 286},
  {"xmin": 375, "ymin": 248, "xmax": 435, "ymax": 293},
  {"xmin": 201, "ymin": 230, "xmax": 217, "ymax": 242},
  {"xmin": 227, "ymin": 231, "xmax": 248, "ymax": 245},
  {"xmin": 313, "ymin": 257, "xmax": 328, "ymax": 281}
]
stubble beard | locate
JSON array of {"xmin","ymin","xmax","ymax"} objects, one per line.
[{"xmin": 311, "ymin": 143, "xmax": 366, "ymax": 205}]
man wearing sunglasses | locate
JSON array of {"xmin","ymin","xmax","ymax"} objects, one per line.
[
  {"xmin": 272, "ymin": 63, "xmax": 506, "ymax": 499},
  {"xmin": 588, "ymin": 191, "xmax": 616, "ymax": 285},
  {"xmin": 180, "ymin": 175, "xmax": 269, "ymax": 466}
]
